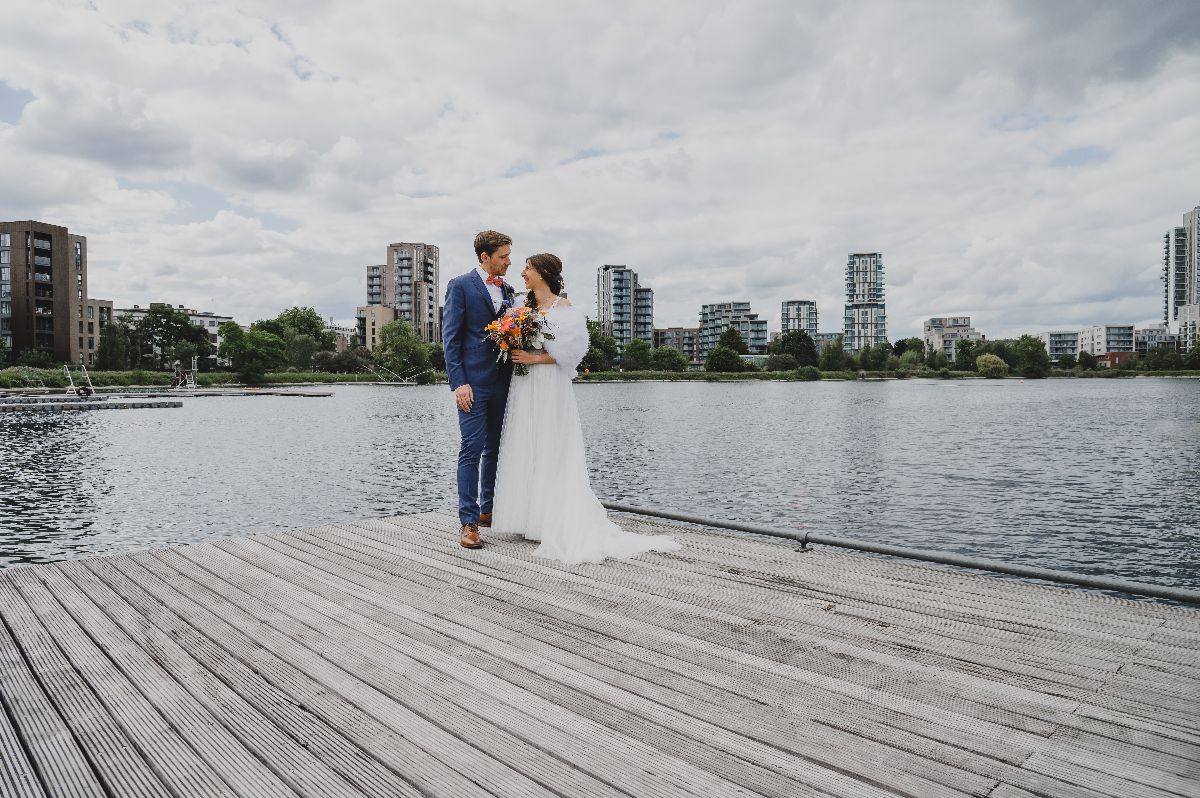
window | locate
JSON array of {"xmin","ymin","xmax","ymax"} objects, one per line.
[
  {"xmin": 0, "ymin": 233, "xmax": 9, "ymax": 246},
  {"xmin": 87, "ymin": 337, "xmax": 94, "ymax": 349},
  {"xmin": 0, "ymin": 251, "xmax": 7, "ymax": 264},
  {"xmin": 79, "ymin": 321, "xmax": 84, "ymax": 333},
  {"xmin": 87, "ymin": 306, "xmax": 94, "ymax": 319},
  {"xmin": 88, "ymin": 322, "xmax": 94, "ymax": 334}
]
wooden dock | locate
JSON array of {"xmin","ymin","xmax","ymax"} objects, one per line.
[
  {"xmin": 0, "ymin": 399, "xmax": 182, "ymax": 412},
  {"xmin": 0, "ymin": 511, "xmax": 1196, "ymax": 798}
]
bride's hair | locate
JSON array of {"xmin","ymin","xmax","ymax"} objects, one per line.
[{"xmin": 525, "ymin": 253, "xmax": 564, "ymax": 310}]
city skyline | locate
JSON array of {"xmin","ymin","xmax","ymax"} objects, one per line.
[{"xmin": 0, "ymin": 3, "xmax": 1196, "ymax": 339}]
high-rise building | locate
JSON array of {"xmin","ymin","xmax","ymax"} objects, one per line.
[
  {"xmin": 1164, "ymin": 226, "xmax": 1189, "ymax": 325},
  {"xmin": 596, "ymin": 265, "xmax": 653, "ymax": 352},
  {"xmin": 843, "ymin": 252, "xmax": 886, "ymax": 352},
  {"xmin": 0, "ymin": 220, "xmax": 111, "ymax": 365},
  {"xmin": 1185, "ymin": 207, "xmax": 1200, "ymax": 310},
  {"xmin": 366, "ymin": 242, "xmax": 440, "ymax": 344},
  {"xmin": 653, "ymin": 327, "xmax": 700, "ymax": 364},
  {"xmin": 780, "ymin": 300, "xmax": 818, "ymax": 339},
  {"xmin": 923, "ymin": 316, "xmax": 982, "ymax": 363},
  {"xmin": 699, "ymin": 301, "xmax": 768, "ymax": 356}
]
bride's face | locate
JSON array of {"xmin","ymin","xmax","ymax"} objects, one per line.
[{"xmin": 521, "ymin": 261, "xmax": 546, "ymax": 291}]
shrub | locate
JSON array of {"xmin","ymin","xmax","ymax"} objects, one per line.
[
  {"xmin": 977, "ymin": 353, "xmax": 1009, "ymax": 378},
  {"xmin": 797, "ymin": 365, "xmax": 821, "ymax": 381}
]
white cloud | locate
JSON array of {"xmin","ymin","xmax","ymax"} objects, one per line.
[{"xmin": 0, "ymin": 0, "xmax": 1196, "ymax": 335}]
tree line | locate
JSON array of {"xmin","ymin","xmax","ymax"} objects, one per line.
[
  {"xmin": 579, "ymin": 325, "xmax": 1200, "ymax": 377},
  {"xmin": 89, "ymin": 304, "xmax": 442, "ymax": 383}
]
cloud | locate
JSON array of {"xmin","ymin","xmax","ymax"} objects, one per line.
[{"xmin": 0, "ymin": 0, "xmax": 1196, "ymax": 337}]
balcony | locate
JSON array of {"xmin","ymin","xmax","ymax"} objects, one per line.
[
  {"xmin": 33, "ymin": 255, "xmax": 51, "ymax": 268},
  {"xmin": 33, "ymin": 239, "xmax": 51, "ymax": 250}
]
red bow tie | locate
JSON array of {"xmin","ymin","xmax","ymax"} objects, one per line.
[{"xmin": 485, "ymin": 275, "xmax": 505, "ymax": 288}]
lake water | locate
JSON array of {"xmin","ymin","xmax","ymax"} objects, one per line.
[{"xmin": 1, "ymin": 379, "xmax": 1197, "ymax": 592}]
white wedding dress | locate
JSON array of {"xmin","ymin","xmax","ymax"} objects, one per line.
[{"xmin": 491, "ymin": 299, "xmax": 682, "ymax": 564}]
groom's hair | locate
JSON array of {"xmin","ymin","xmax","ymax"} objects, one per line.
[{"xmin": 474, "ymin": 230, "xmax": 512, "ymax": 262}]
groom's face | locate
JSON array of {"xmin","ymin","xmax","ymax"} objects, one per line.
[{"xmin": 481, "ymin": 245, "xmax": 511, "ymax": 276}]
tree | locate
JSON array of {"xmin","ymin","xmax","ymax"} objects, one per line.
[
  {"xmin": 764, "ymin": 353, "xmax": 798, "ymax": 371},
  {"xmin": 705, "ymin": 345, "xmax": 745, "ymax": 372},
  {"xmin": 857, "ymin": 341, "xmax": 893, "ymax": 371},
  {"xmin": 620, "ymin": 337, "xmax": 652, "ymax": 371},
  {"xmin": 274, "ymin": 307, "xmax": 337, "ymax": 351},
  {"xmin": 893, "ymin": 337, "xmax": 925, "ymax": 360},
  {"xmin": 284, "ymin": 333, "xmax": 319, "ymax": 371},
  {"xmin": 1184, "ymin": 344, "xmax": 1200, "ymax": 370},
  {"xmin": 17, "ymin": 349, "xmax": 54, "ymax": 368},
  {"xmin": 218, "ymin": 322, "xmax": 286, "ymax": 381},
  {"xmin": 977, "ymin": 353, "xmax": 1009, "ymax": 378},
  {"xmin": 770, "ymin": 330, "xmax": 819, "ymax": 367},
  {"xmin": 1012, "ymin": 334, "xmax": 1051, "ymax": 378},
  {"xmin": 1056, "ymin": 353, "xmax": 1077, "ymax": 370},
  {"xmin": 0, "ymin": 335, "xmax": 8, "ymax": 365},
  {"xmin": 719, "ymin": 326, "xmax": 749, "ymax": 355},
  {"xmin": 426, "ymin": 343, "xmax": 446, "ymax": 371},
  {"xmin": 898, "ymin": 350, "xmax": 923, "ymax": 371},
  {"xmin": 95, "ymin": 319, "xmax": 133, "ymax": 370},
  {"xmin": 953, "ymin": 340, "xmax": 979, "ymax": 370},
  {"xmin": 135, "ymin": 304, "xmax": 206, "ymax": 369},
  {"xmin": 1077, "ymin": 350, "xmax": 1098, "ymax": 370},
  {"xmin": 819, "ymin": 338, "xmax": 849, "ymax": 371},
  {"xmin": 374, "ymin": 319, "xmax": 430, "ymax": 381},
  {"xmin": 925, "ymin": 349, "xmax": 950, "ymax": 370},
  {"xmin": 650, "ymin": 346, "xmax": 689, "ymax": 372},
  {"xmin": 1145, "ymin": 346, "xmax": 1182, "ymax": 371},
  {"xmin": 581, "ymin": 320, "xmax": 618, "ymax": 372}
]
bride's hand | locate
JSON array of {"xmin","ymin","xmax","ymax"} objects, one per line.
[{"xmin": 511, "ymin": 349, "xmax": 553, "ymax": 365}]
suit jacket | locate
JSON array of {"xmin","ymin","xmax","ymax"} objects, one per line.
[{"xmin": 443, "ymin": 270, "xmax": 515, "ymax": 391}]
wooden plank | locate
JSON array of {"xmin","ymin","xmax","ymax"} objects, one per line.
[
  {"xmin": 23, "ymin": 567, "xmax": 301, "ymax": 798},
  {"xmin": 0, "ymin": 635, "xmax": 49, "ymax": 798},
  {"xmin": 112, "ymin": 552, "xmax": 491, "ymax": 798},
  {"xmin": 142, "ymin": 547, "xmax": 574, "ymax": 798},
  {"xmin": 84, "ymin": 557, "xmax": 424, "ymax": 798},
  {"xmin": 249, "ymin": 531, "xmax": 1059, "ymax": 798},
  {"xmin": 220, "ymin": 535, "xmax": 953, "ymax": 798},
  {"xmin": 196, "ymin": 539, "xmax": 776, "ymax": 798},
  {"xmin": 265, "ymin": 526, "xmax": 1126, "ymax": 798},
  {"xmin": 49, "ymin": 560, "xmax": 369, "ymax": 798},
  {"xmin": 330, "ymin": 518, "xmax": 1084, "ymax": 736},
  {"xmin": 0, "ymin": 576, "xmax": 149, "ymax": 798},
  {"xmin": 5, "ymin": 568, "xmax": 242, "ymax": 798},
  {"xmin": 379, "ymin": 514, "xmax": 1200, "ymax": 732}
]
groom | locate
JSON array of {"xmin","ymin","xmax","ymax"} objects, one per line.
[{"xmin": 442, "ymin": 230, "xmax": 516, "ymax": 549}]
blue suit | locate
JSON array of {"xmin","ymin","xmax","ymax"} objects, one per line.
[{"xmin": 443, "ymin": 270, "xmax": 515, "ymax": 526}]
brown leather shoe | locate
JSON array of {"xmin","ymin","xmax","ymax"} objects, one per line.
[
  {"xmin": 460, "ymin": 524, "xmax": 482, "ymax": 549},
  {"xmin": 478, "ymin": 512, "xmax": 492, "ymax": 528}
]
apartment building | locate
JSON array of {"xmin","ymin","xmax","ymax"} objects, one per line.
[
  {"xmin": 844, "ymin": 252, "xmax": 887, "ymax": 352},
  {"xmin": 367, "ymin": 242, "xmax": 440, "ymax": 344},
  {"xmin": 596, "ymin": 265, "xmax": 654, "ymax": 352},
  {"xmin": 0, "ymin": 220, "xmax": 112, "ymax": 365},
  {"xmin": 780, "ymin": 300, "xmax": 818, "ymax": 339},
  {"xmin": 923, "ymin": 316, "xmax": 982, "ymax": 363},
  {"xmin": 699, "ymin": 301, "xmax": 769, "ymax": 356}
]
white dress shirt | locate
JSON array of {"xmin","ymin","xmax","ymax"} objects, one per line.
[{"xmin": 475, "ymin": 265, "xmax": 504, "ymax": 313}]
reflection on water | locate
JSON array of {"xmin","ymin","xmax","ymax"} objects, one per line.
[{"xmin": 1, "ymin": 380, "xmax": 1197, "ymax": 591}]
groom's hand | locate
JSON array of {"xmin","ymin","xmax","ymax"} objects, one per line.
[{"xmin": 454, "ymin": 384, "xmax": 474, "ymax": 413}]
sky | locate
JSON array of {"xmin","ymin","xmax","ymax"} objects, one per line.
[{"xmin": 0, "ymin": 0, "xmax": 1197, "ymax": 339}]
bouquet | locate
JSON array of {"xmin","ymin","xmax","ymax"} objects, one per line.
[{"xmin": 484, "ymin": 305, "xmax": 555, "ymax": 376}]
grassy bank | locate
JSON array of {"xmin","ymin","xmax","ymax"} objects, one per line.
[{"xmin": 0, "ymin": 368, "xmax": 449, "ymax": 389}]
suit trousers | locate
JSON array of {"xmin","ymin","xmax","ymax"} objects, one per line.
[{"xmin": 456, "ymin": 380, "xmax": 510, "ymax": 525}]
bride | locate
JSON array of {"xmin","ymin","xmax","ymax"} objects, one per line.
[{"xmin": 490, "ymin": 253, "xmax": 682, "ymax": 564}]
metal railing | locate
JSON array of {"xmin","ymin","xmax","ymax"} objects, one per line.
[{"xmin": 601, "ymin": 502, "xmax": 1200, "ymax": 605}]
